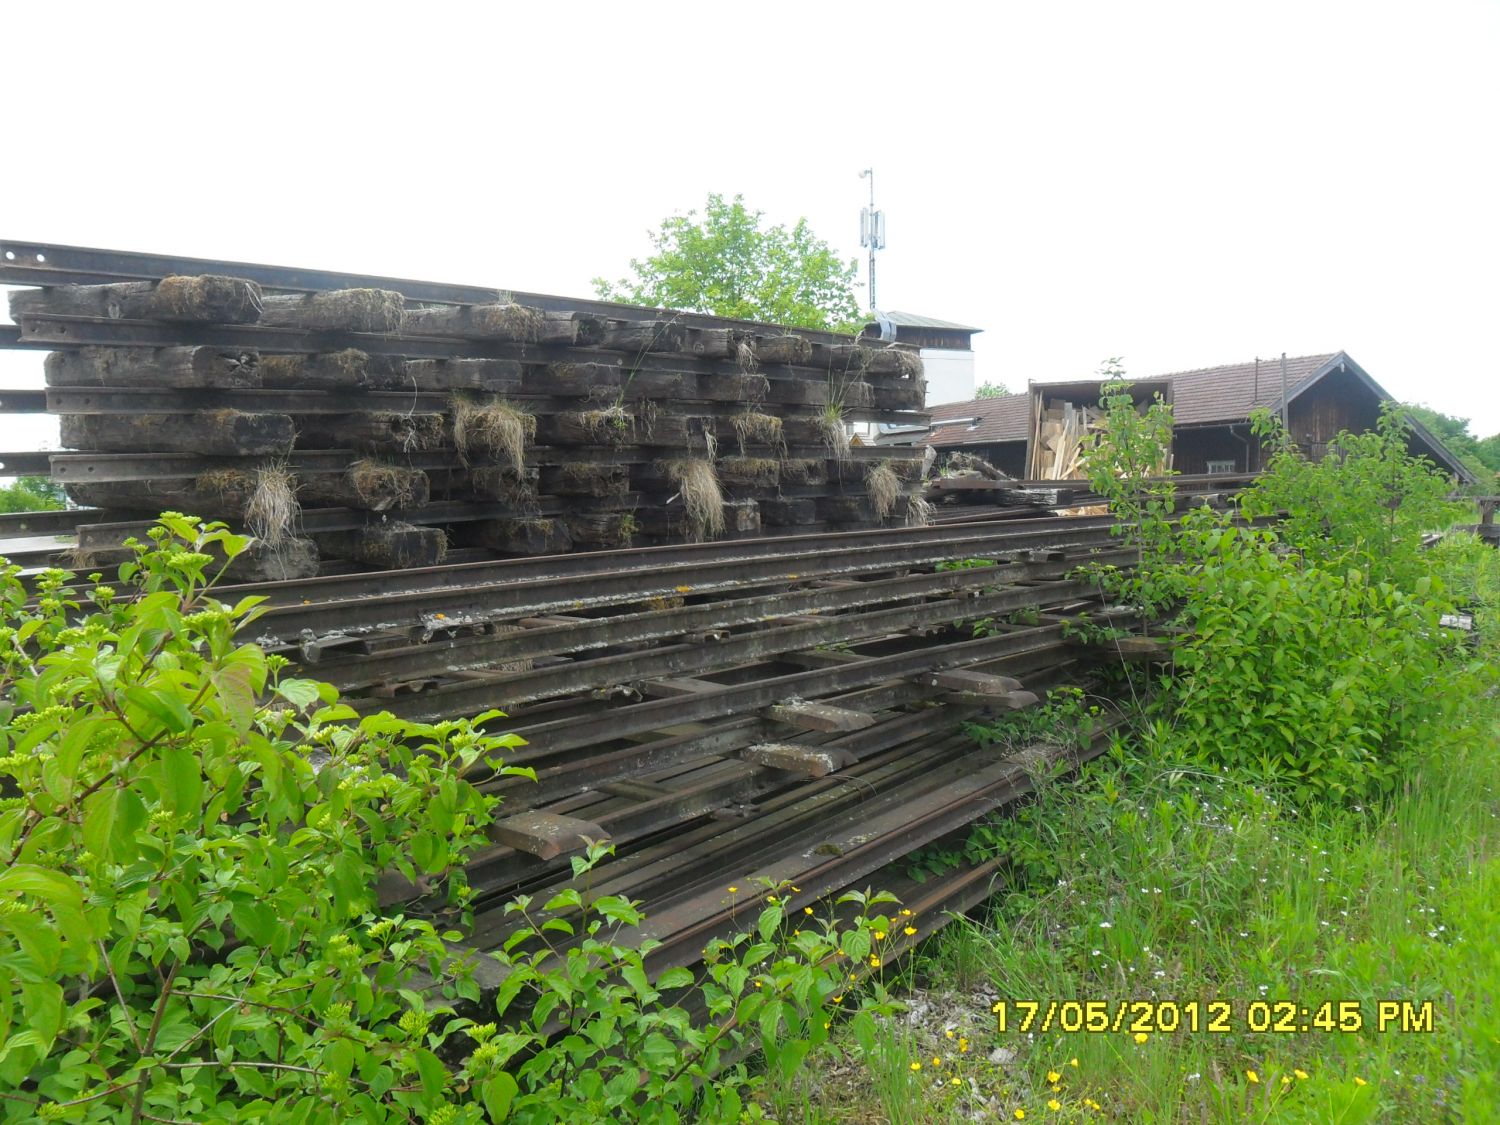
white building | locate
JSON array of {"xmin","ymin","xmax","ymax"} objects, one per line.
[{"xmin": 872, "ymin": 311, "xmax": 982, "ymax": 406}]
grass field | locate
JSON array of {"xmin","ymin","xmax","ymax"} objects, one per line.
[{"xmin": 784, "ymin": 698, "xmax": 1500, "ymax": 1124}]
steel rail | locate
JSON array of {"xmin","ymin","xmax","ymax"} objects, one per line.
[
  {"xmin": 222, "ymin": 511, "xmax": 1119, "ymax": 608},
  {"xmin": 252, "ymin": 522, "xmax": 1116, "ymax": 641},
  {"xmin": 0, "ymin": 238, "xmax": 869, "ymax": 344},
  {"xmin": 354, "ymin": 577, "xmax": 1093, "ymax": 713},
  {"xmin": 471, "ymin": 620, "xmax": 1077, "ymax": 757},
  {"xmin": 306, "ymin": 548, "xmax": 1129, "ymax": 682},
  {"xmin": 0, "ymin": 507, "xmax": 97, "ymax": 537}
]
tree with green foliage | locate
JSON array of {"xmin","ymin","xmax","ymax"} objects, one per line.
[
  {"xmin": 0, "ymin": 475, "xmax": 65, "ymax": 513},
  {"xmin": 1401, "ymin": 403, "xmax": 1500, "ymax": 480},
  {"xmin": 593, "ymin": 193, "xmax": 865, "ymax": 333},
  {"xmin": 974, "ymin": 381, "xmax": 1010, "ymax": 399}
]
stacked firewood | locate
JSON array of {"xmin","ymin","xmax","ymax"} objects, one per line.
[{"xmin": 10, "ymin": 275, "xmax": 929, "ymax": 575}]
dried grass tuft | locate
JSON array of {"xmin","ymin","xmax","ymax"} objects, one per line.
[
  {"xmin": 472, "ymin": 303, "xmax": 544, "ymax": 341},
  {"xmin": 153, "ymin": 275, "xmax": 263, "ymax": 322},
  {"xmin": 195, "ymin": 467, "xmax": 257, "ymax": 507},
  {"xmin": 735, "ymin": 339, "xmax": 759, "ymax": 373},
  {"xmin": 866, "ymin": 461, "xmax": 901, "ymax": 521},
  {"xmin": 816, "ymin": 405, "xmax": 851, "ymax": 464},
  {"xmin": 371, "ymin": 412, "xmax": 442, "ymax": 453},
  {"xmin": 452, "ymin": 396, "xmax": 536, "ymax": 470},
  {"xmin": 577, "ymin": 404, "xmax": 636, "ymax": 444},
  {"xmin": 905, "ymin": 495, "xmax": 934, "ymax": 528},
  {"xmin": 326, "ymin": 348, "xmax": 372, "ymax": 381},
  {"xmin": 893, "ymin": 349, "xmax": 924, "ymax": 379},
  {"xmin": 347, "ymin": 460, "xmax": 421, "ymax": 510},
  {"xmin": 243, "ymin": 464, "xmax": 300, "ymax": 546},
  {"xmin": 730, "ymin": 411, "xmax": 786, "ymax": 457},
  {"xmin": 666, "ymin": 459, "xmax": 725, "ymax": 542}
]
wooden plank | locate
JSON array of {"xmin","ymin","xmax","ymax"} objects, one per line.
[
  {"xmin": 924, "ymin": 669, "xmax": 1024, "ymax": 695},
  {"xmin": 766, "ymin": 700, "xmax": 876, "ymax": 732},
  {"xmin": 258, "ymin": 288, "xmax": 404, "ymax": 332},
  {"xmin": 740, "ymin": 742, "xmax": 857, "ymax": 777},
  {"xmin": 59, "ymin": 411, "xmax": 294, "ymax": 456},
  {"xmin": 45, "ymin": 346, "xmax": 261, "ymax": 389},
  {"xmin": 10, "ymin": 275, "xmax": 263, "ymax": 324},
  {"xmin": 489, "ymin": 811, "xmax": 608, "ymax": 859}
]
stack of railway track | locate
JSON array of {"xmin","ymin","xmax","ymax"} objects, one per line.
[
  {"xmin": 176, "ymin": 512, "xmax": 1139, "ymax": 978},
  {"xmin": 0, "ymin": 240, "xmax": 927, "ymax": 576},
  {"xmin": 0, "ymin": 240, "xmax": 1162, "ymax": 1010}
]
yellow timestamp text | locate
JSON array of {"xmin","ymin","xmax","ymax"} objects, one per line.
[{"xmin": 993, "ymin": 1000, "xmax": 1436, "ymax": 1035}]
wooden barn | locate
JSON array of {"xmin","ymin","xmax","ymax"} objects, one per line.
[{"xmin": 905, "ymin": 351, "xmax": 1477, "ymax": 483}]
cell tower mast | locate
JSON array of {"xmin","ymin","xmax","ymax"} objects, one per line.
[{"xmin": 859, "ymin": 168, "xmax": 885, "ymax": 311}]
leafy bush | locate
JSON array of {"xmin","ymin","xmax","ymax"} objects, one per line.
[
  {"xmin": 0, "ymin": 515, "xmax": 522, "ymax": 1121},
  {"xmin": 1165, "ymin": 516, "xmax": 1475, "ymax": 798},
  {"xmin": 0, "ymin": 515, "xmax": 899, "ymax": 1123}
]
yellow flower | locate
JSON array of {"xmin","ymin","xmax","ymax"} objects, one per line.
[
  {"xmin": 910, "ymin": 1061, "xmax": 922, "ymax": 1071},
  {"xmin": 1281, "ymin": 1076, "xmax": 1291, "ymax": 1087},
  {"xmin": 959, "ymin": 1037, "xmax": 970, "ymax": 1053},
  {"xmin": 904, "ymin": 926, "xmax": 918, "ymax": 936},
  {"xmin": 1246, "ymin": 1070, "xmax": 1259, "ymax": 1084},
  {"xmin": 768, "ymin": 895, "xmax": 779, "ymax": 904},
  {"xmin": 900, "ymin": 908, "xmax": 913, "ymax": 916},
  {"xmin": 832, "ymin": 994, "xmax": 843, "ymax": 1004},
  {"xmin": 945, "ymin": 1029, "xmax": 955, "ymax": 1039},
  {"xmin": 1048, "ymin": 1100, "xmax": 1061, "ymax": 1112},
  {"xmin": 1015, "ymin": 1111, "xmax": 1026, "ymax": 1121},
  {"xmin": 823, "ymin": 1021, "xmax": 830, "ymax": 1030},
  {"xmin": 790, "ymin": 885, "xmax": 801, "ymax": 892},
  {"xmin": 950, "ymin": 1077, "xmax": 961, "ymax": 1086},
  {"xmin": 1294, "ymin": 1069, "xmax": 1309, "ymax": 1080},
  {"xmin": 1047, "ymin": 1070, "xmax": 1061, "ymax": 1083},
  {"xmin": 869, "ymin": 955, "xmax": 881, "ymax": 968},
  {"xmin": 1354, "ymin": 1076, "xmax": 1367, "ymax": 1087},
  {"xmin": 804, "ymin": 907, "xmax": 814, "ymax": 915},
  {"xmin": 1133, "ymin": 1032, "xmax": 1149, "ymax": 1045},
  {"xmin": 1069, "ymin": 1058, "xmax": 1079, "ymax": 1068},
  {"xmin": 874, "ymin": 931, "xmax": 887, "ymax": 940},
  {"xmin": 727, "ymin": 885, "xmax": 738, "ymax": 893}
]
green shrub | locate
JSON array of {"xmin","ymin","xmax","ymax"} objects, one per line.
[{"xmin": 0, "ymin": 515, "xmax": 898, "ymax": 1123}]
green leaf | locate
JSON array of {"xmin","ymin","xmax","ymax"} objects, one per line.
[
  {"xmin": 82, "ymin": 786, "xmax": 146, "ymax": 864},
  {"xmin": 121, "ymin": 683, "xmax": 194, "ymax": 734},
  {"xmin": 412, "ymin": 1047, "xmax": 446, "ymax": 1097},
  {"xmin": 757, "ymin": 904, "xmax": 784, "ymax": 942},
  {"xmin": 275, "ymin": 678, "xmax": 324, "ymax": 710},
  {"xmin": 324, "ymin": 1037, "xmax": 355, "ymax": 1080},
  {"xmin": 482, "ymin": 1072, "xmax": 518, "ymax": 1122},
  {"xmin": 655, "ymin": 967, "xmax": 694, "ymax": 991},
  {"xmin": 157, "ymin": 743, "xmax": 203, "ymax": 816},
  {"xmin": 19, "ymin": 979, "xmax": 63, "ymax": 1056}
]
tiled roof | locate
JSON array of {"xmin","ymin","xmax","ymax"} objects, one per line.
[
  {"xmin": 928, "ymin": 392, "xmax": 1030, "ymax": 445},
  {"xmin": 1164, "ymin": 353, "xmax": 1339, "ymax": 426},
  {"xmin": 927, "ymin": 353, "xmax": 1343, "ymax": 447}
]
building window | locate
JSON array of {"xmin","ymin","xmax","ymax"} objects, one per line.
[{"xmin": 1205, "ymin": 459, "xmax": 1237, "ymax": 475}]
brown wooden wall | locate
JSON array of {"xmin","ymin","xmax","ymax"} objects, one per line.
[
  {"xmin": 1286, "ymin": 368, "xmax": 1382, "ymax": 462},
  {"xmin": 1172, "ymin": 426, "xmax": 1258, "ymax": 475}
]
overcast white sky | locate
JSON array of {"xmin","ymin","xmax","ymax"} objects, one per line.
[{"xmin": 3, "ymin": 0, "xmax": 1498, "ymax": 456}]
